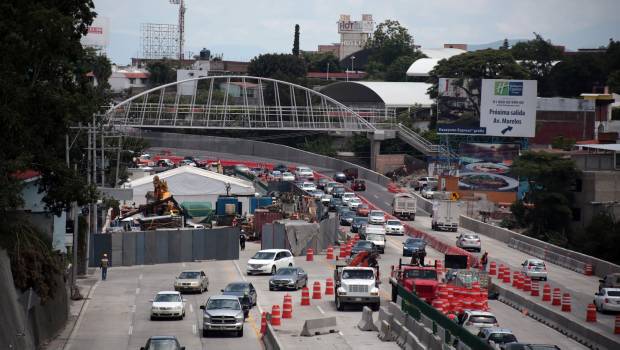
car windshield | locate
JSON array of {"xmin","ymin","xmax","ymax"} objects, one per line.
[
  {"xmin": 355, "ymin": 241, "xmax": 372, "ymax": 248},
  {"xmin": 463, "ymin": 235, "xmax": 478, "ymax": 239},
  {"xmin": 366, "ymin": 234, "xmax": 384, "ymax": 242},
  {"xmin": 404, "ymin": 269, "xmax": 437, "ymax": 279},
  {"xmin": 224, "ymin": 283, "xmax": 249, "ymax": 293},
  {"xmin": 252, "ymin": 252, "xmax": 276, "ymax": 260},
  {"xmin": 528, "ymin": 261, "xmax": 545, "ymax": 267},
  {"xmin": 405, "ymin": 238, "xmax": 425, "ymax": 245},
  {"xmin": 342, "ymin": 211, "xmax": 355, "ymax": 218},
  {"xmin": 607, "ymin": 291, "xmax": 620, "ymax": 296},
  {"xmin": 154, "ymin": 294, "xmax": 181, "ymax": 302},
  {"xmin": 386, "ymin": 220, "xmax": 401, "ymax": 225},
  {"xmin": 283, "ymin": 172, "xmax": 292, "ymax": 176},
  {"xmin": 206, "ymin": 299, "xmax": 240, "ymax": 310},
  {"xmin": 333, "ymin": 187, "xmax": 345, "ymax": 193},
  {"xmin": 469, "ymin": 315, "xmax": 497, "ymax": 324},
  {"xmin": 342, "ymin": 270, "xmax": 374, "ymax": 279},
  {"xmin": 353, "ymin": 217, "xmax": 368, "ymax": 224},
  {"xmin": 147, "ymin": 339, "xmax": 179, "ymax": 350},
  {"xmin": 178, "ymin": 272, "xmax": 200, "ymax": 279},
  {"xmin": 488, "ymin": 333, "xmax": 517, "ymax": 344},
  {"xmin": 276, "ymin": 268, "xmax": 297, "ymax": 276}
]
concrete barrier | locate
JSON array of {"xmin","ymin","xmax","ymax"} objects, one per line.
[
  {"xmin": 375, "ymin": 306, "xmax": 393, "ymax": 330},
  {"xmin": 300, "ymin": 316, "xmax": 338, "ymax": 336},
  {"xmin": 396, "ymin": 319, "xmax": 408, "ymax": 346},
  {"xmin": 378, "ymin": 320, "xmax": 395, "ymax": 342},
  {"xmin": 392, "ymin": 319, "xmax": 405, "ymax": 345},
  {"xmin": 263, "ymin": 323, "xmax": 283, "ymax": 350},
  {"xmin": 460, "ymin": 215, "xmax": 620, "ymax": 277},
  {"xmin": 357, "ymin": 306, "xmax": 378, "ymax": 331},
  {"xmin": 494, "ymin": 281, "xmax": 619, "ymax": 350}
]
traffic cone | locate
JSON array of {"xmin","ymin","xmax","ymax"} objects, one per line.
[
  {"xmin": 306, "ymin": 248, "xmax": 314, "ymax": 261},
  {"xmin": 312, "ymin": 281, "xmax": 322, "ymax": 299},
  {"xmin": 326, "ymin": 246, "xmax": 334, "ymax": 260},
  {"xmin": 489, "ymin": 262, "xmax": 497, "ymax": 276},
  {"xmin": 282, "ymin": 294, "xmax": 292, "ymax": 319},
  {"xmin": 271, "ymin": 305, "xmax": 281, "ymax": 326},
  {"xmin": 615, "ymin": 315, "xmax": 620, "ymax": 334},
  {"xmin": 436, "ymin": 260, "xmax": 444, "ymax": 273},
  {"xmin": 561, "ymin": 293, "xmax": 572, "ymax": 312},
  {"xmin": 552, "ymin": 288, "xmax": 561, "ymax": 306},
  {"xmin": 542, "ymin": 284, "xmax": 551, "ymax": 302},
  {"xmin": 339, "ymin": 245, "xmax": 347, "ymax": 258},
  {"xmin": 523, "ymin": 277, "xmax": 531, "ymax": 292},
  {"xmin": 300, "ymin": 286, "xmax": 310, "ymax": 306},
  {"xmin": 531, "ymin": 280, "xmax": 539, "ymax": 297},
  {"xmin": 325, "ymin": 278, "xmax": 334, "ymax": 295},
  {"xmin": 497, "ymin": 265, "xmax": 505, "ymax": 280},
  {"xmin": 260, "ymin": 312, "xmax": 267, "ymax": 334},
  {"xmin": 584, "ymin": 264, "xmax": 594, "ymax": 276},
  {"xmin": 502, "ymin": 268, "xmax": 511, "ymax": 284},
  {"xmin": 586, "ymin": 303, "xmax": 596, "ymax": 322},
  {"xmin": 515, "ymin": 273, "xmax": 523, "ymax": 290},
  {"xmin": 512, "ymin": 271, "xmax": 519, "ymax": 288}
]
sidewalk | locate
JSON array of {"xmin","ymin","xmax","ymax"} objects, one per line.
[{"xmin": 42, "ymin": 273, "xmax": 99, "ymax": 350}]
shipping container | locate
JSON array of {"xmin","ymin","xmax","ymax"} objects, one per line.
[
  {"xmin": 249, "ymin": 197, "xmax": 274, "ymax": 213},
  {"xmin": 216, "ymin": 197, "xmax": 239, "ymax": 216},
  {"xmin": 253, "ymin": 210, "xmax": 283, "ymax": 238}
]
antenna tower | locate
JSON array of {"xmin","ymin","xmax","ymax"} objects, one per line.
[{"xmin": 169, "ymin": 0, "xmax": 186, "ymax": 60}]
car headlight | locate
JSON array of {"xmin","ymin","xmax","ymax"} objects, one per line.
[
  {"xmin": 370, "ymin": 287, "xmax": 379, "ymax": 296},
  {"xmin": 337, "ymin": 287, "xmax": 346, "ymax": 295},
  {"xmin": 203, "ymin": 314, "xmax": 211, "ymax": 323},
  {"xmin": 174, "ymin": 305, "xmax": 183, "ymax": 310},
  {"xmin": 236, "ymin": 313, "xmax": 244, "ymax": 321}
]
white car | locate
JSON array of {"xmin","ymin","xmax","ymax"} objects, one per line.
[
  {"xmin": 321, "ymin": 194, "xmax": 333, "ymax": 205},
  {"xmin": 458, "ymin": 310, "xmax": 499, "ymax": 334},
  {"xmin": 271, "ymin": 170, "xmax": 282, "ymax": 180},
  {"xmin": 282, "ymin": 172, "xmax": 295, "ymax": 181},
  {"xmin": 385, "ymin": 219, "xmax": 404, "ymax": 235},
  {"xmin": 295, "ymin": 166, "xmax": 314, "ymax": 180},
  {"xmin": 521, "ymin": 258, "xmax": 548, "ymax": 281},
  {"xmin": 421, "ymin": 186, "xmax": 437, "ymax": 199},
  {"xmin": 594, "ymin": 288, "xmax": 620, "ymax": 313},
  {"xmin": 150, "ymin": 291, "xmax": 186, "ymax": 320},
  {"xmin": 456, "ymin": 233, "xmax": 481, "ymax": 252},
  {"xmin": 347, "ymin": 198, "xmax": 363, "ymax": 209},
  {"xmin": 247, "ymin": 249, "xmax": 295, "ymax": 275},
  {"xmin": 341, "ymin": 192, "xmax": 357, "ymax": 204},
  {"xmin": 301, "ymin": 182, "xmax": 317, "ymax": 192},
  {"xmin": 324, "ymin": 182, "xmax": 340, "ymax": 194},
  {"xmin": 181, "ymin": 159, "xmax": 196, "ymax": 167},
  {"xmin": 368, "ymin": 210, "xmax": 386, "ymax": 225}
]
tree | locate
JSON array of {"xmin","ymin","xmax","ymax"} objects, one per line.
[
  {"xmin": 247, "ymin": 53, "xmax": 307, "ymax": 84},
  {"xmin": 510, "ymin": 151, "xmax": 581, "ymax": 243},
  {"xmin": 511, "ymin": 33, "xmax": 563, "ymax": 96},
  {"xmin": 302, "ymin": 52, "xmax": 342, "ymax": 72},
  {"xmin": 292, "ymin": 24, "xmax": 300, "ymax": 56},
  {"xmin": 147, "ymin": 59, "xmax": 178, "ymax": 86},
  {"xmin": 608, "ymin": 70, "xmax": 620, "ymax": 94},
  {"xmin": 571, "ymin": 212, "xmax": 620, "ymax": 264},
  {"xmin": 499, "ymin": 38, "xmax": 510, "ymax": 50},
  {"xmin": 365, "ymin": 20, "xmax": 420, "ymax": 66},
  {"xmin": 548, "ymin": 53, "xmax": 607, "ymax": 97},
  {"xmin": 385, "ymin": 55, "xmax": 418, "ymax": 82}
]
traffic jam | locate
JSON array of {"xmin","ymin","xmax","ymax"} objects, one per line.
[{"xmin": 133, "ymin": 154, "xmax": 591, "ymax": 349}]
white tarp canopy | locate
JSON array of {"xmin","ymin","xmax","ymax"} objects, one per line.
[
  {"xmin": 122, "ymin": 166, "xmax": 255, "ymax": 205},
  {"xmin": 577, "ymin": 144, "xmax": 620, "ymax": 152},
  {"xmin": 407, "ymin": 48, "xmax": 467, "ymax": 77},
  {"xmin": 321, "ymin": 81, "xmax": 433, "ymax": 108}
]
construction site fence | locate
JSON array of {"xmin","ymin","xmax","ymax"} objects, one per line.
[{"xmin": 397, "ymin": 284, "xmax": 493, "ymax": 350}]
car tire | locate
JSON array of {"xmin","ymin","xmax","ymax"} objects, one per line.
[
  {"xmin": 336, "ymin": 296, "xmax": 344, "ymax": 311},
  {"xmin": 371, "ymin": 302, "xmax": 380, "ymax": 312},
  {"xmin": 237, "ymin": 327, "xmax": 244, "ymax": 337},
  {"xmin": 594, "ymin": 301, "xmax": 600, "ymax": 312},
  {"xmin": 271, "ymin": 266, "xmax": 276, "ymax": 275},
  {"xmin": 542, "ymin": 277, "xmax": 547, "ymax": 281},
  {"xmin": 150, "ymin": 315, "xmax": 155, "ymax": 321},
  {"xmin": 269, "ymin": 286, "xmax": 274, "ymax": 291},
  {"xmin": 203, "ymin": 329, "xmax": 209, "ymax": 337}
]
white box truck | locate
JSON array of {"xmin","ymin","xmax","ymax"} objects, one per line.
[
  {"xmin": 431, "ymin": 200, "xmax": 459, "ymax": 232},
  {"xmin": 360, "ymin": 224, "xmax": 386, "ymax": 253},
  {"xmin": 392, "ymin": 192, "xmax": 417, "ymax": 220}
]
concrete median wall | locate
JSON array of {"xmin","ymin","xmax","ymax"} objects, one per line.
[
  {"xmin": 461, "ymin": 215, "xmax": 620, "ymax": 277},
  {"xmin": 263, "ymin": 323, "xmax": 283, "ymax": 350}
]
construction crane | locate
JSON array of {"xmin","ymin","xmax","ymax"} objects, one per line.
[{"xmin": 169, "ymin": 0, "xmax": 186, "ymax": 60}]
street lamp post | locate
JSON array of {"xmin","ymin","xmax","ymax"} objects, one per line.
[
  {"xmin": 351, "ymin": 56, "xmax": 356, "ymax": 72},
  {"xmin": 326, "ymin": 62, "xmax": 330, "ymax": 80}
]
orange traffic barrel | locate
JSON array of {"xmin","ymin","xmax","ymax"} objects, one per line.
[
  {"xmin": 271, "ymin": 304, "xmax": 281, "ymax": 326},
  {"xmin": 300, "ymin": 286, "xmax": 311, "ymax": 306},
  {"xmin": 586, "ymin": 303, "xmax": 596, "ymax": 322},
  {"xmin": 552, "ymin": 288, "xmax": 561, "ymax": 306},
  {"xmin": 282, "ymin": 294, "xmax": 293, "ymax": 319},
  {"xmin": 561, "ymin": 293, "xmax": 572, "ymax": 312},
  {"xmin": 312, "ymin": 281, "xmax": 322, "ymax": 299},
  {"xmin": 306, "ymin": 248, "xmax": 314, "ymax": 261},
  {"xmin": 325, "ymin": 278, "xmax": 335, "ymax": 295}
]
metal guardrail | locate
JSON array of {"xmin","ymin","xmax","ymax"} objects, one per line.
[{"xmin": 507, "ymin": 238, "xmax": 586, "ymax": 274}]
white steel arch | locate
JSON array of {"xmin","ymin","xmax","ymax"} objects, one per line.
[{"xmin": 105, "ymin": 75, "xmax": 380, "ymax": 131}]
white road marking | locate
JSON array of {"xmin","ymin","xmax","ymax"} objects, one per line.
[
  {"xmin": 316, "ymin": 306, "xmax": 325, "ymax": 314},
  {"xmin": 233, "ymin": 260, "xmax": 263, "ymax": 314},
  {"xmin": 64, "ymin": 281, "xmax": 100, "ymax": 350},
  {"xmin": 384, "ymin": 201, "xmax": 391, "ymax": 207},
  {"xmin": 138, "ymin": 274, "xmax": 143, "ymax": 280},
  {"xmin": 192, "ymin": 324, "xmax": 197, "ymax": 334},
  {"xmin": 135, "ymin": 287, "xmax": 140, "ymax": 295},
  {"xmin": 130, "ymin": 304, "xmax": 136, "ymax": 313},
  {"xmin": 189, "ymin": 303, "xmax": 194, "ymax": 313},
  {"xmin": 182, "ymin": 262, "xmax": 187, "ymax": 267},
  {"xmin": 128, "ymin": 325, "xmax": 133, "ymax": 335},
  {"xmin": 373, "ymin": 194, "xmax": 379, "ymax": 199},
  {"xmin": 338, "ymin": 331, "xmax": 344, "ymax": 336}
]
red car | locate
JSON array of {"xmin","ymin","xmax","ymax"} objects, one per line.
[
  {"xmin": 352, "ymin": 179, "xmax": 366, "ymax": 191},
  {"xmin": 356, "ymin": 204, "xmax": 370, "ymax": 217}
]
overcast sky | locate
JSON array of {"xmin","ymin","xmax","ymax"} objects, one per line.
[{"xmin": 92, "ymin": 0, "xmax": 620, "ymax": 65}]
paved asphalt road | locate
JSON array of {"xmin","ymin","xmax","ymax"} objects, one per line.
[{"xmin": 63, "ymin": 146, "xmax": 585, "ymax": 349}]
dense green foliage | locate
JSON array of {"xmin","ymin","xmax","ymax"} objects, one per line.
[
  {"xmin": 510, "ymin": 33, "xmax": 564, "ymax": 96},
  {"xmin": 247, "ymin": 53, "xmax": 307, "ymax": 84},
  {"xmin": 147, "ymin": 59, "xmax": 179, "ymax": 86},
  {"xmin": 292, "ymin": 24, "xmax": 300, "ymax": 56},
  {"xmin": 303, "ymin": 52, "xmax": 342, "ymax": 73},
  {"xmin": 572, "ymin": 212, "xmax": 620, "ymax": 264}
]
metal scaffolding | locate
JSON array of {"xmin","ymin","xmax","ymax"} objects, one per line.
[{"xmin": 140, "ymin": 23, "xmax": 179, "ymax": 59}]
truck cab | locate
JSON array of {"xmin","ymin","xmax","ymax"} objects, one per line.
[
  {"xmin": 360, "ymin": 224, "xmax": 386, "ymax": 253},
  {"xmin": 334, "ymin": 262, "xmax": 381, "ymax": 311},
  {"xmin": 390, "ymin": 262, "xmax": 439, "ymax": 303}
]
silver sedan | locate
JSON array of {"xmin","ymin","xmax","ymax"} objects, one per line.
[
  {"xmin": 174, "ymin": 270, "xmax": 209, "ymax": 293},
  {"xmin": 269, "ymin": 267, "xmax": 308, "ymax": 291}
]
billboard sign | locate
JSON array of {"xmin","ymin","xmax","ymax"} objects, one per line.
[
  {"xmin": 437, "ymin": 78, "xmax": 537, "ymax": 137},
  {"xmin": 458, "ymin": 143, "xmax": 520, "ymax": 192},
  {"xmin": 81, "ymin": 16, "xmax": 110, "ymax": 49},
  {"xmin": 480, "ymin": 79, "xmax": 537, "ymax": 137}
]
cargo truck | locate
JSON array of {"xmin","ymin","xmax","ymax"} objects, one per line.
[
  {"xmin": 431, "ymin": 200, "xmax": 459, "ymax": 232},
  {"xmin": 392, "ymin": 192, "xmax": 417, "ymax": 220}
]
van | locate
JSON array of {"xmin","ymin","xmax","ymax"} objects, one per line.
[{"xmin": 360, "ymin": 224, "xmax": 386, "ymax": 253}]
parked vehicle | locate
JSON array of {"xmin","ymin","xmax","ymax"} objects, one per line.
[
  {"xmin": 235, "ymin": 164, "xmax": 251, "ymax": 174},
  {"xmin": 431, "ymin": 200, "xmax": 459, "ymax": 232},
  {"xmin": 347, "ymin": 198, "xmax": 363, "ymax": 210},
  {"xmin": 402, "ymin": 237, "xmax": 426, "ymax": 257},
  {"xmin": 360, "ymin": 225, "xmax": 386, "ymax": 253},
  {"xmin": 351, "ymin": 216, "xmax": 369, "ymax": 233},
  {"xmin": 504, "ymin": 344, "xmax": 561, "ymax": 350},
  {"xmin": 593, "ymin": 288, "xmax": 620, "ymax": 313},
  {"xmin": 246, "ymin": 249, "xmax": 295, "ymax": 275},
  {"xmin": 392, "ymin": 192, "xmax": 416, "ymax": 220},
  {"xmin": 341, "ymin": 192, "xmax": 357, "ymax": 204},
  {"xmin": 200, "ymin": 295, "xmax": 244, "ymax": 337},
  {"xmin": 301, "ymin": 182, "xmax": 317, "ymax": 192},
  {"xmin": 321, "ymin": 194, "xmax": 332, "ymax": 205},
  {"xmin": 457, "ymin": 310, "xmax": 499, "ymax": 334},
  {"xmin": 174, "ymin": 270, "xmax": 209, "ymax": 293},
  {"xmin": 476, "ymin": 328, "xmax": 517, "ymax": 348},
  {"xmin": 339, "ymin": 210, "xmax": 355, "ymax": 226},
  {"xmin": 329, "ymin": 197, "xmax": 343, "ymax": 211},
  {"xmin": 334, "ymin": 263, "xmax": 380, "ymax": 311},
  {"xmin": 456, "ymin": 233, "xmax": 481, "ymax": 252},
  {"xmin": 150, "ymin": 291, "xmax": 186, "ymax": 320},
  {"xmin": 352, "ymin": 179, "xmax": 366, "ymax": 191},
  {"xmin": 295, "ymin": 166, "xmax": 314, "ymax": 180},
  {"xmin": 281, "ymin": 172, "xmax": 295, "ymax": 181},
  {"xmin": 350, "ymin": 240, "xmax": 379, "ymax": 256},
  {"xmin": 221, "ymin": 282, "xmax": 257, "ymax": 317},
  {"xmin": 368, "ymin": 210, "xmax": 386, "ymax": 225},
  {"xmin": 599, "ymin": 273, "xmax": 620, "ymax": 291},
  {"xmin": 157, "ymin": 159, "xmax": 175, "ymax": 168},
  {"xmin": 343, "ymin": 167, "xmax": 358, "ymax": 180},
  {"xmin": 270, "ymin": 170, "xmax": 282, "ymax": 180},
  {"xmin": 390, "ymin": 261, "xmax": 439, "ymax": 303},
  {"xmin": 356, "ymin": 204, "xmax": 370, "ymax": 217},
  {"xmin": 140, "ymin": 336, "xmax": 185, "ymax": 350},
  {"xmin": 385, "ymin": 219, "xmax": 404, "ymax": 235},
  {"xmin": 414, "ymin": 176, "xmax": 438, "ymax": 190},
  {"xmin": 333, "ymin": 172, "xmax": 347, "ymax": 183},
  {"xmin": 309, "ymin": 189, "xmax": 324, "ymax": 199},
  {"xmin": 325, "ymin": 182, "xmax": 340, "ymax": 194},
  {"xmin": 269, "ymin": 267, "xmax": 308, "ymax": 291},
  {"xmin": 421, "ymin": 186, "xmax": 437, "ymax": 199},
  {"xmin": 520, "ymin": 258, "xmax": 548, "ymax": 281},
  {"xmin": 332, "ymin": 186, "xmax": 346, "ymax": 198}
]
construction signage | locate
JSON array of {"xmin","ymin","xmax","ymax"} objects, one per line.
[{"xmin": 479, "ymin": 79, "xmax": 537, "ymax": 137}]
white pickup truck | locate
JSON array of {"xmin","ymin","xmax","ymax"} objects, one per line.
[{"xmin": 334, "ymin": 262, "xmax": 380, "ymax": 311}]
